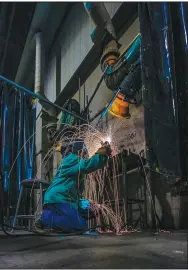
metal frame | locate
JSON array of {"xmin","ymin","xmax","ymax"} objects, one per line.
[{"xmin": 121, "ymin": 150, "xmax": 148, "ymax": 229}]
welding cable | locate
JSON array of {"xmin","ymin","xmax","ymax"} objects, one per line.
[{"xmin": 83, "ymin": 65, "xmax": 109, "ymax": 115}]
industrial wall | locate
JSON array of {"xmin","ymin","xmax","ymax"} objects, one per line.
[{"xmin": 44, "ymin": 2, "xmax": 122, "ymax": 102}]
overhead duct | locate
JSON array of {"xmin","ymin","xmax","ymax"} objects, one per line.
[
  {"xmin": 102, "ymin": 35, "xmax": 141, "ymax": 90},
  {"xmin": 84, "ymin": 3, "xmax": 141, "ymax": 119},
  {"xmin": 84, "ymin": 2, "xmax": 120, "ymax": 66},
  {"xmin": 83, "ymin": 3, "xmax": 141, "ymax": 90},
  {"xmin": 84, "ymin": 2, "xmax": 117, "ymax": 41},
  {"xmin": 103, "ymin": 36, "xmax": 141, "ymax": 119}
]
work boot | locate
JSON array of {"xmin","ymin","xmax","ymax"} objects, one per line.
[
  {"xmin": 32, "ymin": 217, "xmax": 46, "ymax": 234},
  {"xmin": 83, "ymin": 230, "xmax": 100, "ymax": 236}
]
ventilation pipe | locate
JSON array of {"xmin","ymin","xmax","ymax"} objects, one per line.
[
  {"xmin": 84, "ymin": 2, "xmax": 120, "ymax": 67},
  {"xmin": 84, "ymin": 3, "xmax": 141, "ymax": 89},
  {"xmin": 34, "ymin": 32, "xmax": 57, "ymax": 141},
  {"xmin": 84, "ymin": 3, "xmax": 141, "ymax": 119},
  {"xmin": 105, "ymin": 36, "xmax": 141, "ymax": 119},
  {"xmin": 102, "ymin": 35, "xmax": 141, "ymax": 90}
]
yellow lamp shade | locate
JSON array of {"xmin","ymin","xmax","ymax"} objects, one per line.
[{"xmin": 108, "ymin": 93, "xmax": 131, "ymax": 119}]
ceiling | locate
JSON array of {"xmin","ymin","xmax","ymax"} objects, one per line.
[{"xmin": 0, "ymin": 3, "xmax": 36, "ymax": 81}]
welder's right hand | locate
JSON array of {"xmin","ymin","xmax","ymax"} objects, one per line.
[{"xmin": 95, "ymin": 142, "xmax": 112, "ymax": 157}]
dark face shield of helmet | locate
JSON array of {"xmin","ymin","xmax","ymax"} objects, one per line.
[{"xmin": 60, "ymin": 139, "xmax": 88, "ymax": 157}]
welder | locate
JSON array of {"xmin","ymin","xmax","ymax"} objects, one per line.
[{"xmin": 34, "ymin": 139, "xmax": 111, "ymax": 234}]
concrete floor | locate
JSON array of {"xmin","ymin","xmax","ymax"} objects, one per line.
[{"xmin": 0, "ymin": 231, "xmax": 187, "ymax": 269}]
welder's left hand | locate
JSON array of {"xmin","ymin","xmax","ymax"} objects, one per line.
[
  {"xmin": 79, "ymin": 199, "xmax": 96, "ymax": 220},
  {"xmin": 95, "ymin": 142, "xmax": 112, "ymax": 157},
  {"xmin": 79, "ymin": 199, "xmax": 91, "ymax": 210}
]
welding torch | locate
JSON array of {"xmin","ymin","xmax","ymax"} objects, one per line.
[{"xmin": 99, "ymin": 141, "xmax": 112, "ymax": 157}]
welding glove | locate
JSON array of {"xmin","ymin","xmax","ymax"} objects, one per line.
[
  {"xmin": 95, "ymin": 142, "xmax": 112, "ymax": 157},
  {"xmin": 78, "ymin": 199, "xmax": 95, "ymax": 220},
  {"xmin": 79, "ymin": 199, "xmax": 91, "ymax": 211}
]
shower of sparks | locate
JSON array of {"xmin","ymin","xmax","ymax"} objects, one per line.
[
  {"xmin": 32, "ymin": 118, "xmax": 146, "ymax": 234},
  {"xmin": 10, "ymin": 108, "xmax": 152, "ymax": 235}
]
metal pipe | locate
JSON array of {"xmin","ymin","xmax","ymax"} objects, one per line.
[
  {"xmin": 78, "ymin": 77, "xmax": 81, "ymax": 106},
  {"xmin": 127, "ymin": 167, "xmax": 140, "ymax": 175},
  {"xmin": 86, "ymin": 95, "xmax": 90, "ymax": 123},
  {"xmin": 90, "ymin": 107, "xmax": 106, "ymax": 123},
  {"xmin": 84, "ymin": 2, "xmax": 117, "ymax": 42},
  {"xmin": 84, "ymin": 2, "xmax": 120, "ymax": 69},
  {"xmin": 15, "ymin": 3, "xmax": 52, "ymax": 85},
  {"xmin": 121, "ymin": 151, "xmax": 128, "ymax": 228},
  {"xmin": 103, "ymin": 35, "xmax": 141, "ymax": 90},
  {"xmin": 35, "ymin": 32, "xmax": 42, "ymax": 95},
  {"xmin": 83, "ymin": 82, "xmax": 86, "ymax": 110},
  {"xmin": 34, "ymin": 32, "xmax": 57, "ymax": 119},
  {"xmin": 0, "ymin": 75, "xmax": 87, "ymax": 123}
]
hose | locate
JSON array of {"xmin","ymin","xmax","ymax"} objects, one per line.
[{"xmin": 101, "ymin": 35, "xmax": 141, "ymax": 91}]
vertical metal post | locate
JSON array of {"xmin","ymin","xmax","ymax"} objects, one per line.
[
  {"xmin": 83, "ymin": 82, "xmax": 86, "ymax": 110},
  {"xmin": 34, "ymin": 32, "xmax": 44, "ymax": 215},
  {"xmin": 121, "ymin": 150, "xmax": 128, "ymax": 228},
  {"xmin": 39, "ymin": 183, "xmax": 43, "ymax": 212},
  {"xmin": 35, "ymin": 32, "xmax": 43, "ymax": 94},
  {"xmin": 12, "ymin": 185, "xmax": 23, "ymax": 232},
  {"xmin": 86, "ymin": 95, "xmax": 90, "ymax": 123},
  {"xmin": 78, "ymin": 77, "xmax": 81, "ymax": 105},
  {"xmin": 149, "ymin": 170, "xmax": 157, "ymax": 230},
  {"xmin": 78, "ymin": 78, "xmax": 81, "ymax": 125},
  {"xmin": 142, "ymin": 163, "xmax": 148, "ymax": 229}
]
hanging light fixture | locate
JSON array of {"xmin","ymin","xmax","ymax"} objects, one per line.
[{"xmin": 108, "ymin": 93, "xmax": 131, "ymax": 119}]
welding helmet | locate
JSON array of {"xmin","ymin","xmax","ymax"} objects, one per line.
[{"xmin": 56, "ymin": 138, "xmax": 88, "ymax": 156}]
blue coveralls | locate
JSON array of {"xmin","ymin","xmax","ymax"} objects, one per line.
[{"xmin": 40, "ymin": 153, "xmax": 107, "ymax": 232}]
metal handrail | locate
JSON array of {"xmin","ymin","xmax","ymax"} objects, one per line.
[{"xmin": 0, "ymin": 74, "xmax": 87, "ymax": 123}]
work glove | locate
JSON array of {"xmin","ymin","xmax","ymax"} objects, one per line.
[
  {"xmin": 78, "ymin": 199, "xmax": 95, "ymax": 220},
  {"xmin": 79, "ymin": 199, "xmax": 91, "ymax": 211},
  {"xmin": 95, "ymin": 141, "xmax": 112, "ymax": 157}
]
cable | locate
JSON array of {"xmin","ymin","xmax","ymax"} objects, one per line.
[{"xmin": 83, "ymin": 65, "xmax": 108, "ymax": 114}]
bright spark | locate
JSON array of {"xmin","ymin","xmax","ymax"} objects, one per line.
[{"xmin": 105, "ymin": 136, "xmax": 111, "ymax": 144}]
